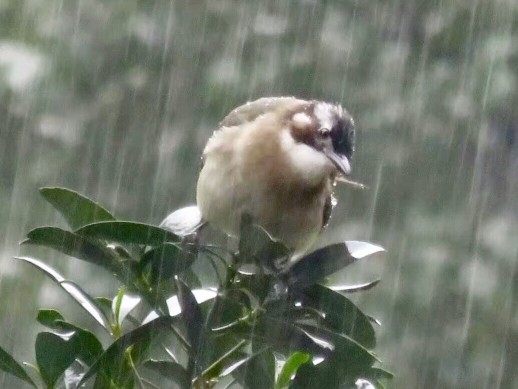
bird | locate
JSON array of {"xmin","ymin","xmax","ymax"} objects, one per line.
[{"xmin": 196, "ymin": 97, "xmax": 355, "ymax": 257}]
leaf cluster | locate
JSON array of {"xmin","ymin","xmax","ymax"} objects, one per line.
[{"xmin": 1, "ymin": 187, "xmax": 391, "ymax": 388}]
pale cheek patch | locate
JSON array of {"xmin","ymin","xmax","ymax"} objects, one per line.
[
  {"xmin": 292, "ymin": 112, "xmax": 312, "ymax": 129},
  {"xmin": 280, "ymin": 131, "xmax": 330, "ymax": 185}
]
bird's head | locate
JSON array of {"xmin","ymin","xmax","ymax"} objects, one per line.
[{"xmin": 288, "ymin": 101, "xmax": 355, "ymax": 177}]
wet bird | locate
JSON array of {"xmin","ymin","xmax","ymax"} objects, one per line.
[{"xmin": 196, "ymin": 97, "xmax": 355, "ymax": 256}]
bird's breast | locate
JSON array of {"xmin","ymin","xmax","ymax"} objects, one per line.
[{"xmin": 196, "ymin": 115, "xmax": 335, "ymax": 252}]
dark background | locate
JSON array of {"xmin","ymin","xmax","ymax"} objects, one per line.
[{"xmin": 1, "ymin": 1, "xmax": 517, "ymax": 388}]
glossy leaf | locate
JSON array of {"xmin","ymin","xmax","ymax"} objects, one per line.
[
  {"xmin": 78, "ymin": 316, "xmax": 179, "ymax": 387},
  {"xmin": 40, "ymin": 187, "xmax": 115, "ymax": 230},
  {"xmin": 143, "ymin": 288, "xmax": 218, "ymax": 323},
  {"xmin": 300, "ymin": 284, "xmax": 376, "ymax": 349},
  {"xmin": 76, "ymin": 221, "xmax": 179, "ymax": 246},
  {"xmin": 159, "ymin": 206, "xmax": 204, "ymax": 237},
  {"xmin": 20, "ymin": 228, "xmax": 131, "ymax": 281},
  {"xmin": 328, "ymin": 280, "xmax": 381, "ymax": 293},
  {"xmin": 112, "ymin": 291, "xmax": 141, "ymax": 325},
  {"xmin": 233, "ymin": 350, "xmax": 275, "ymax": 389},
  {"xmin": 290, "ymin": 361, "xmax": 340, "ymax": 389},
  {"xmin": 237, "ymin": 316, "xmax": 332, "ymax": 358},
  {"xmin": 175, "ymin": 278, "xmax": 203, "ymax": 352},
  {"xmin": 36, "ymin": 332, "xmax": 78, "ymax": 388},
  {"xmin": 285, "ymin": 243, "xmax": 358, "ymax": 291},
  {"xmin": 37, "ymin": 309, "xmax": 65, "ymax": 328},
  {"xmin": 15, "ymin": 256, "xmax": 112, "ymax": 330},
  {"xmin": 276, "ymin": 352, "xmax": 311, "ymax": 389},
  {"xmin": 286, "ymin": 241, "xmax": 385, "ymax": 292},
  {"xmin": 345, "ymin": 241, "xmax": 385, "ymax": 259},
  {"xmin": 361, "ymin": 367, "xmax": 394, "ymax": 381},
  {"xmin": 36, "ymin": 311, "xmax": 104, "ymax": 366},
  {"xmin": 144, "ymin": 360, "xmax": 191, "ymax": 389},
  {"xmin": 0, "ymin": 345, "xmax": 36, "ymax": 388},
  {"xmin": 198, "ymin": 339, "xmax": 248, "ymax": 381},
  {"xmin": 141, "ymin": 243, "xmax": 195, "ymax": 283},
  {"xmin": 296, "ymin": 324, "xmax": 378, "ymax": 374}
]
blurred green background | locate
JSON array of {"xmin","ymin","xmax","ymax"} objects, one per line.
[{"xmin": 1, "ymin": 1, "xmax": 517, "ymax": 388}]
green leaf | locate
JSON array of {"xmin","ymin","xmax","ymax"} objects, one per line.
[
  {"xmin": 361, "ymin": 367, "xmax": 394, "ymax": 381},
  {"xmin": 345, "ymin": 241, "xmax": 385, "ymax": 259},
  {"xmin": 20, "ymin": 227, "xmax": 132, "ymax": 281},
  {"xmin": 15, "ymin": 257, "xmax": 112, "ymax": 331},
  {"xmin": 37, "ymin": 309, "xmax": 65, "ymax": 328},
  {"xmin": 300, "ymin": 284, "xmax": 376, "ymax": 349},
  {"xmin": 296, "ymin": 325, "xmax": 378, "ymax": 374},
  {"xmin": 144, "ymin": 360, "xmax": 190, "ymax": 389},
  {"xmin": 141, "ymin": 243, "xmax": 195, "ymax": 284},
  {"xmin": 0, "ymin": 344, "xmax": 36, "ymax": 388},
  {"xmin": 286, "ymin": 241, "xmax": 384, "ymax": 292},
  {"xmin": 328, "ymin": 280, "xmax": 381, "ymax": 293},
  {"xmin": 290, "ymin": 361, "xmax": 339, "ymax": 389},
  {"xmin": 235, "ymin": 316, "xmax": 332, "ymax": 358},
  {"xmin": 36, "ymin": 312, "xmax": 104, "ymax": 366},
  {"xmin": 36, "ymin": 332, "xmax": 77, "ymax": 388},
  {"xmin": 276, "ymin": 352, "xmax": 311, "ymax": 389},
  {"xmin": 285, "ymin": 243, "xmax": 358, "ymax": 291},
  {"xmin": 233, "ymin": 350, "xmax": 275, "ymax": 389},
  {"xmin": 76, "ymin": 221, "xmax": 180, "ymax": 246},
  {"xmin": 208, "ymin": 294, "xmax": 248, "ymax": 330},
  {"xmin": 175, "ymin": 279, "xmax": 203, "ymax": 352},
  {"xmin": 112, "ymin": 291, "xmax": 141, "ymax": 325},
  {"xmin": 78, "ymin": 316, "xmax": 179, "ymax": 387},
  {"xmin": 196, "ymin": 337, "xmax": 249, "ymax": 381},
  {"xmin": 40, "ymin": 187, "xmax": 115, "ymax": 230}
]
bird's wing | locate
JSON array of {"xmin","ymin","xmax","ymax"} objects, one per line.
[{"xmin": 220, "ymin": 96, "xmax": 307, "ymax": 127}]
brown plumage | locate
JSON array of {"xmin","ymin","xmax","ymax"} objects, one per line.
[{"xmin": 196, "ymin": 97, "xmax": 355, "ymax": 256}]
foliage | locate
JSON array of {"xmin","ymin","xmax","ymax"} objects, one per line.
[{"xmin": 0, "ymin": 187, "xmax": 390, "ymax": 388}]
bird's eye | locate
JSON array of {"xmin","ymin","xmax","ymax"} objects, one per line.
[{"xmin": 319, "ymin": 128, "xmax": 331, "ymax": 137}]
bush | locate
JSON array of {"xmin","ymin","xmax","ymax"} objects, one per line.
[{"xmin": 1, "ymin": 187, "xmax": 391, "ymax": 388}]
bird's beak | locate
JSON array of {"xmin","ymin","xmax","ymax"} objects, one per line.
[{"xmin": 324, "ymin": 150, "xmax": 351, "ymax": 176}]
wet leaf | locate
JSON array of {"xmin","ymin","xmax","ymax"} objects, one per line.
[
  {"xmin": 36, "ymin": 332, "xmax": 77, "ymax": 388},
  {"xmin": 361, "ymin": 367, "xmax": 394, "ymax": 381},
  {"xmin": 345, "ymin": 241, "xmax": 385, "ymax": 259},
  {"xmin": 300, "ymin": 284, "xmax": 376, "ymax": 349},
  {"xmin": 159, "ymin": 206, "xmax": 204, "ymax": 237},
  {"xmin": 0, "ymin": 345, "xmax": 36, "ymax": 388},
  {"xmin": 144, "ymin": 360, "xmax": 190, "ymax": 389},
  {"xmin": 76, "ymin": 221, "xmax": 179, "ymax": 246},
  {"xmin": 15, "ymin": 256, "xmax": 112, "ymax": 330},
  {"xmin": 20, "ymin": 228, "xmax": 132, "ymax": 281},
  {"xmin": 141, "ymin": 243, "xmax": 195, "ymax": 283},
  {"xmin": 209, "ymin": 294, "xmax": 248, "ymax": 330},
  {"xmin": 296, "ymin": 324, "xmax": 378, "ymax": 373},
  {"xmin": 237, "ymin": 316, "xmax": 332, "ymax": 358},
  {"xmin": 328, "ymin": 280, "xmax": 381, "ymax": 293},
  {"xmin": 40, "ymin": 187, "xmax": 115, "ymax": 230},
  {"xmin": 290, "ymin": 362, "xmax": 339, "ymax": 389},
  {"xmin": 285, "ymin": 243, "xmax": 359, "ymax": 292},
  {"xmin": 233, "ymin": 350, "xmax": 275, "ymax": 389},
  {"xmin": 175, "ymin": 278, "xmax": 203, "ymax": 352},
  {"xmin": 78, "ymin": 316, "xmax": 179, "ymax": 387},
  {"xmin": 143, "ymin": 288, "xmax": 218, "ymax": 323},
  {"xmin": 275, "ymin": 352, "xmax": 311, "ymax": 389},
  {"xmin": 37, "ymin": 309, "xmax": 65, "ymax": 328},
  {"xmin": 112, "ymin": 292, "xmax": 141, "ymax": 325},
  {"xmin": 36, "ymin": 311, "xmax": 104, "ymax": 366},
  {"xmin": 199, "ymin": 340, "xmax": 248, "ymax": 380},
  {"xmin": 286, "ymin": 241, "xmax": 385, "ymax": 292}
]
